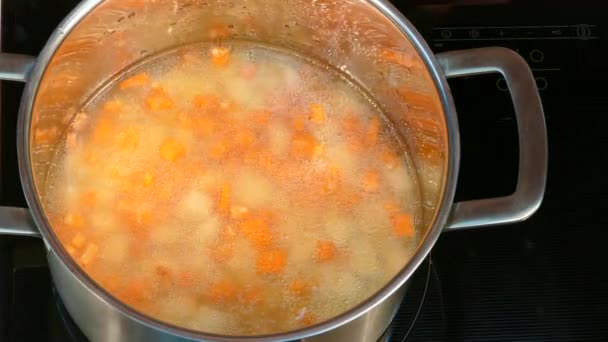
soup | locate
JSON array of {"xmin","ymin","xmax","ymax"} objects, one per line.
[{"xmin": 42, "ymin": 41, "xmax": 421, "ymax": 335}]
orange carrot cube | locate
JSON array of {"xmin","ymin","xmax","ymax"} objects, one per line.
[
  {"xmin": 256, "ymin": 249, "xmax": 287, "ymax": 274},
  {"xmin": 315, "ymin": 240, "xmax": 336, "ymax": 262},
  {"xmin": 211, "ymin": 47, "xmax": 230, "ymax": 67},
  {"xmin": 159, "ymin": 138, "xmax": 186, "ymax": 162},
  {"xmin": 292, "ymin": 133, "xmax": 318, "ymax": 159},
  {"xmin": 382, "ymin": 149, "xmax": 400, "ymax": 169},
  {"xmin": 239, "ymin": 218, "xmax": 273, "ymax": 249},
  {"xmin": 362, "ymin": 169, "xmax": 380, "ymax": 192},
  {"xmin": 309, "ymin": 103, "xmax": 325, "ymax": 124},
  {"xmin": 392, "ymin": 213, "xmax": 414, "ymax": 237},
  {"xmin": 119, "ymin": 72, "xmax": 150, "ymax": 90},
  {"xmin": 209, "ymin": 279, "xmax": 237, "ymax": 302},
  {"xmin": 71, "ymin": 232, "xmax": 86, "ymax": 249}
]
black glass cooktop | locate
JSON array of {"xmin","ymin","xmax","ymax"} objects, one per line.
[{"xmin": 1, "ymin": 1, "xmax": 608, "ymax": 341}]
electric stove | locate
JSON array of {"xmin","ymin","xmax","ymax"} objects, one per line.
[{"xmin": 1, "ymin": 1, "xmax": 607, "ymax": 341}]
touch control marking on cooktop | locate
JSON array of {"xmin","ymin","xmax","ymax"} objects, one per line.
[{"xmin": 432, "ymin": 24, "xmax": 598, "ymax": 41}]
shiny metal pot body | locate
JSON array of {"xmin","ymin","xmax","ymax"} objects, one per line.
[{"xmin": 0, "ymin": 0, "xmax": 547, "ymax": 341}]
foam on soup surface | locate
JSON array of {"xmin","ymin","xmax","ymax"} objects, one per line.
[{"xmin": 43, "ymin": 41, "xmax": 421, "ymax": 335}]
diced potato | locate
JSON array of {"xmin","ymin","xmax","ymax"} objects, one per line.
[
  {"xmin": 103, "ymin": 233, "xmax": 129, "ymax": 264},
  {"xmin": 349, "ymin": 238, "xmax": 379, "ymax": 277},
  {"xmin": 268, "ymin": 122, "xmax": 290, "ymax": 156},
  {"xmin": 178, "ymin": 190, "xmax": 213, "ymax": 222},
  {"xmin": 194, "ymin": 216, "xmax": 221, "ymax": 244},
  {"xmin": 233, "ymin": 170, "xmax": 275, "ymax": 207},
  {"xmin": 80, "ymin": 243, "xmax": 99, "ymax": 266},
  {"xmin": 192, "ymin": 306, "xmax": 229, "ymax": 333}
]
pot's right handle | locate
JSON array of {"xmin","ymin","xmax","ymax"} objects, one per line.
[
  {"xmin": 436, "ymin": 47, "xmax": 548, "ymax": 231},
  {"xmin": 0, "ymin": 52, "xmax": 41, "ymax": 237}
]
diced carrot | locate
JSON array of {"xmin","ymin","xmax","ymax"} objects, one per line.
[
  {"xmin": 211, "ymin": 47, "xmax": 230, "ymax": 67},
  {"xmin": 80, "ymin": 243, "xmax": 99, "ymax": 266},
  {"xmin": 79, "ymin": 191, "xmax": 97, "ymax": 208},
  {"xmin": 219, "ymin": 182, "xmax": 231, "ymax": 213},
  {"xmin": 159, "ymin": 138, "xmax": 186, "ymax": 162},
  {"xmin": 99, "ymin": 274, "xmax": 120, "ymax": 292},
  {"xmin": 309, "ymin": 103, "xmax": 325, "ymax": 124},
  {"xmin": 256, "ymin": 249, "xmax": 287, "ymax": 274},
  {"xmin": 143, "ymin": 172, "xmax": 154, "ymax": 187},
  {"xmin": 117, "ymin": 127, "xmax": 139, "ymax": 150},
  {"xmin": 235, "ymin": 128, "xmax": 256, "ymax": 148},
  {"xmin": 313, "ymin": 144, "xmax": 325, "ymax": 157},
  {"xmin": 382, "ymin": 149, "xmax": 400, "ymax": 169},
  {"xmin": 239, "ymin": 217, "xmax": 273, "ymax": 249},
  {"xmin": 93, "ymin": 119, "xmax": 114, "ymax": 145},
  {"xmin": 365, "ymin": 116, "xmax": 380, "ymax": 146},
  {"xmin": 292, "ymin": 133, "xmax": 318, "ymax": 159},
  {"xmin": 302, "ymin": 312, "xmax": 316, "ymax": 326},
  {"xmin": 71, "ymin": 232, "xmax": 86, "ymax": 249},
  {"xmin": 102, "ymin": 100, "xmax": 124, "ymax": 113},
  {"xmin": 64, "ymin": 213, "xmax": 84, "ymax": 228},
  {"xmin": 253, "ymin": 110, "xmax": 271, "ymax": 126},
  {"xmin": 119, "ymin": 72, "xmax": 150, "ymax": 90},
  {"xmin": 209, "ymin": 141, "xmax": 228, "ymax": 160},
  {"xmin": 146, "ymin": 93, "xmax": 175, "ymax": 111},
  {"xmin": 119, "ymin": 278, "xmax": 148, "ymax": 306},
  {"xmin": 289, "ymin": 278, "xmax": 311, "ymax": 297},
  {"xmin": 392, "ymin": 213, "xmax": 414, "ymax": 237},
  {"xmin": 193, "ymin": 116, "xmax": 215, "ymax": 137},
  {"xmin": 315, "ymin": 240, "xmax": 336, "ymax": 262},
  {"xmin": 209, "ymin": 279, "xmax": 237, "ymax": 302},
  {"xmin": 362, "ymin": 169, "xmax": 380, "ymax": 192}
]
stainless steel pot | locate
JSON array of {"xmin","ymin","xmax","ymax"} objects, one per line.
[{"xmin": 0, "ymin": 0, "xmax": 547, "ymax": 341}]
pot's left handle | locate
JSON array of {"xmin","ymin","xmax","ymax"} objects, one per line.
[{"xmin": 0, "ymin": 53, "xmax": 41, "ymax": 238}]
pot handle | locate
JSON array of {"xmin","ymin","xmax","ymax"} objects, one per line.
[
  {"xmin": 0, "ymin": 52, "xmax": 41, "ymax": 237},
  {"xmin": 0, "ymin": 53, "xmax": 36, "ymax": 82},
  {"xmin": 436, "ymin": 47, "xmax": 548, "ymax": 231}
]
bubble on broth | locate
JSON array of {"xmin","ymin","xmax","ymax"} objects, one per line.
[{"xmin": 42, "ymin": 41, "xmax": 421, "ymax": 336}]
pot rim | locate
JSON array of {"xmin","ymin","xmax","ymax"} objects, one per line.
[{"xmin": 17, "ymin": 0, "xmax": 460, "ymax": 340}]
